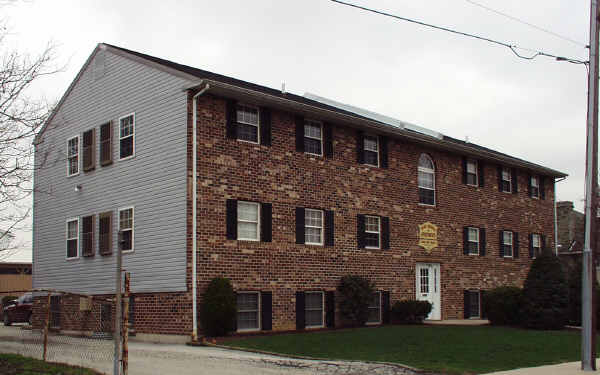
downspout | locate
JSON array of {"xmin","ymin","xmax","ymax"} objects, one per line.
[
  {"xmin": 554, "ymin": 177, "xmax": 566, "ymax": 256},
  {"xmin": 191, "ymin": 82, "xmax": 210, "ymax": 342}
]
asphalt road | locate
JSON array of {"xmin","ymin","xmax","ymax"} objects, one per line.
[{"xmin": 0, "ymin": 325, "xmax": 419, "ymax": 375}]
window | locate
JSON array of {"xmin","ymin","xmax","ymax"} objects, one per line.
[
  {"xmin": 531, "ymin": 176, "xmax": 540, "ymax": 198},
  {"xmin": 98, "ymin": 212, "xmax": 112, "ymax": 255},
  {"xmin": 468, "ymin": 227, "xmax": 479, "ymax": 255},
  {"xmin": 501, "ymin": 168, "xmax": 512, "ymax": 192},
  {"xmin": 363, "ymin": 135, "xmax": 379, "ymax": 166},
  {"xmin": 367, "ymin": 292, "xmax": 381, "ymax": 324},
  {"xmin": 236, "ymin": 104, "xmax": 259, "ymax": 143},
  {"xmin": 466, "ymin": 159, "xmax": 478, "ymax": 186},
  {"xmin": 305, "ymin": 209, "xmax": 323, "ymax": 245},
  {"xmin": 67, "ymin": 136, "xmax": 79, "ymax": 176},
  {"xmin": 365, "ymin": 215, "xmax": 380, "ymax": 249},
  {"xmin": 237, "ymin": 292, "xmax": 260, "ymax": 331},
  {"xmin": 532, "ymin": 234, "xmax": 542, "ymax": 258},
  {"xmin": 99, "ymin": 122, "xmax": 112, "ymax": 166},
  {"xmin": 418, "ymin": 154, "xmax": 435, "ymax": 205},
  {"xmin": 237, "ymin": 201, "xmax": 260, "ymax": 241},
  {"xmin": 305, "ymin": 292, "xmax": 324, "ymax": 328},
  {"xmin": 118, "ymin": 207, "xmax": 134, "ymax": 252},
  {"xmin": 119, "ymin": 113, "xmax": 135, "ymax": 159},
  {"xmin": 502, "ymin": 231, "xmax": 513, "ymax": 257},
  {"xmin": 82, "ymin": 129, "xmax": 96, "ymax": 171},
  {"xmin": 81, "ymin": 215, "xmax": 95, "ymax": 257},
  {"xmin": 66, "ymin": 218, "xmax": 79, "ymax": 259},
  {"xmin": 468, "ymin": 290, "xmax": 481, "ymax": 318},
  {"xmin": 304, "ymin": 120, "xmax": 323, "ymax": 155}
]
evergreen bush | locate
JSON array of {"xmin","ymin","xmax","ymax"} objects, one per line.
[
  {"xmin": 483, "ymin": 286, "xmax": 522, "ymax": 326},
  {"xmin": 200, "ymin": 277, "xmax": 237, "ymax": 337},
  {"xmin": 391, "ymin": 300, "xmax": 432, "ymax": 323},
  {"xmin": 337, "ymin": 275, "xmax": 375, "ymax": 327}
]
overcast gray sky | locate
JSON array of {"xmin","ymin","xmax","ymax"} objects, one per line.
[{"xmin": 2, "ymin": 0, "xmax": 590, "ymax": 262}]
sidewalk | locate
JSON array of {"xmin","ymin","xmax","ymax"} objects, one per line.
[{"xmin": 486, "ymin": 361, "xmax": 590, "ymax": 374}]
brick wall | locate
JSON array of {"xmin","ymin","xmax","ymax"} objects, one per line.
[{"xmin": 191, "ymin": 94, "xmax": 556, "ymax": 330}]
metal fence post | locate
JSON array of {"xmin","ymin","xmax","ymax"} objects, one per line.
[
  {"xmin": 122, "ymin": 272, "xmax": 130, "ymax": 375},
  {"xmin": 43, "ymin": 292, "xmax": 51, "ymax": 362}
]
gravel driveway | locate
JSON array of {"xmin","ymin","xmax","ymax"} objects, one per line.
[{"xmin": 0, "ymin": 325, "xmax": 421, "ymax": 375}]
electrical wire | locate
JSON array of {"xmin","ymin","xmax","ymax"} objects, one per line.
[
  {"xmin": 330, "ymin": 0, "xmax": 588, "ymax": 65},
  {"xmin": 464, "ymin": 0, "xmax": 587, "ymax": 48}
]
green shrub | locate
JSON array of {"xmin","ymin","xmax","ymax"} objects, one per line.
[
  {"xmin": 565, "ymin": 261, "xmax": 600, "ymax": 327},
  {"xmin": 484, "ymin": 287, "xmax": 522, "ymax": 326},
  {"xmin": 337, "ymin": 275, "xmax": 375, "ymax": 327},
  {"xmin": 200, "ymin": 277, "xmax": 237, "ymax": 337},
  {"xmin": 521, "ymin": 252, "xmax": 569, "ymax": 330},
  {"xmin": 391, "ymin": 300, "xmax": 432, "ymax": 323}
]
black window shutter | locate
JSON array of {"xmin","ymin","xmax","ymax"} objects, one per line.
[
  {"xmin": 381, "ymin": 216, "xmax": 390, "ymax": 249},
  {"xmin": 325, "ymin": 210, "xmax": 335, "ymax": 247},
  {"xmin": 226, "ymin": 100, "xmax": 237, "ymax": 139},
  {"xmin": 462, "ymin": 157, "xmax": 468, "ymax": 185},
  {"xmin": 382, "ymin": 291, "xmax": 390, "ymax": 324},
  {"xmin": 497, "ymin": 166, "xmax": 503, "ymax": 191},
  {"xmin": 261, "ymin": 291, "xmax": 272, "ymax": 331},
  {"xmin": 226, "ymin": 199, "xmax": 237, "ymax": 240},
  {"xmin": 529, "ymin": 233, "xmax": 534, "ymax": 258},
  {"xmin": 259, "ymin": 107, "xmax": 271, "ymax": 146},
  {"xmin": 261, "ymin": 203, "xmax": 272, "ymax": 242},
  {"xmin": 379, "ymin": 136, "xmax": 388, "ymax": 168},
  {"xmin": 464, "ymin": 290, "xmax": 471, "ymax": 319},
  {"xmin": 480, "ymin": 290, "xmax": 487, "ymax": 319},
  {"xmin": 540, "ymin": 177, "xmax": 546, "ymax": 200},
  {"xmin": 513, "ymin": 232, "xmax": 519, "ymax": 258},
  {"xmin": 357, "ymin": 214, "xmax": 366, "ymax": 248},
  {"xmin": 542, "ymin": 235, "xmax": 547, "ymax": 253},
  {"xmin": 478, "ymin": 160, "xmax": 485, "ymax": 187},
  {"xmin": 511, "ymin": 168, "xmax": 518, "ymax": 193},
  {"xmin": 480, "ymin": 228, "xmax": 486, "ymax": 256},
  {"xmin": 295, "ymin": 116, "xmax": 304, "ymax": 152},
  {"xmin": 295, "ymin": 207, "xmax": 305, "ymax": 244},
  {"xmin": 296, "ymin": 291, "xmax": 305, "ymax": 330},
  {"xmin": 233, "ymin": 292, "xmax": 237, "ymax": 331},
  {"xmin": 527, "ymin": 174, "xmax": 533, "ymax": 197},
  {"xmin": 356, "ymin": 131, "xmax": 364, "ymax": 164},
  {"xmin": 499, "ymin": 231, "xmax": 504, "ymax": 257},
  {"xmin": 324, "ymin": 123, "xmax": 334, "ymax": 158},
  {"xmin": 325, "ymin": 291, "xmax": 335, "ymax": 328},
  {"xmin": 463, "ymin": 227, "xmax": 469, "ymax": 255}
]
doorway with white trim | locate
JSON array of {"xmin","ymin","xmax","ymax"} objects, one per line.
[{"xmin": 415, "ymin": 263, "xmax": 441, "ymax": 320}]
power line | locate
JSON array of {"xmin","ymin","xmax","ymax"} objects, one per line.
[
  {"xmin": 330, "ymin": 0, "xmax": 587, "ymax": 65},
  {"xmin": 464, "ymin": 0, "xmax": 587, "ymax": 48}
]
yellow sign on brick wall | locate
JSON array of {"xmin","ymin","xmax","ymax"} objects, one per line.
[{"xmin": 418, "ymin": 222, "xmax": 438, "ymax": 252}]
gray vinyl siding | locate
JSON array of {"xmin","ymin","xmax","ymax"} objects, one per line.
[{"xmin": 32, "ymin": 50, "xmax": 194, "ymax": 294}]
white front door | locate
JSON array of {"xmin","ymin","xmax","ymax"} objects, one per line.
[{"xmin": 415, "ymin": 263, "xmax": 441, "ymax": 320}]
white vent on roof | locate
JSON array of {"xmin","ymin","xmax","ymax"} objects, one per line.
[{"xmin": 303, "ymin": 92, "xmax": 443, "ymax": 140}]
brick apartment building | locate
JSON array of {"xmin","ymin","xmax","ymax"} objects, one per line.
[{"xmin": 31, "ymin": 43, "xmax": 566, "ymax": 342}]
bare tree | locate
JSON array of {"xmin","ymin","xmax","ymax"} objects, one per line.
[{"xmin": 0, "ymin": 23, "xmax": 60, "ymax": 258}]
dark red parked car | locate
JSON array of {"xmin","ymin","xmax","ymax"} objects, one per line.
[{"xmin": 3, "ymin": 293, "xmax": 33, "ymax": 326}]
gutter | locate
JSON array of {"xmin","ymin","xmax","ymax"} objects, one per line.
[{"xmin": 190, "ymin": 82, "xmax": 210, "ymax": 342}]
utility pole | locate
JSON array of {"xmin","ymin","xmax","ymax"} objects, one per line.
[
  {"xmin": 114, "ymin": 232, "xmax": 124, "ymax": 375},
  {"xmin": 582, "ymin": 0, "xmax": 599, "ymax": 371}
]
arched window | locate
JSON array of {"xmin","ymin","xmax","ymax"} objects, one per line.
[{"xmin": 418, "ymin": 154, "xmax": 435, "ymax": 205}]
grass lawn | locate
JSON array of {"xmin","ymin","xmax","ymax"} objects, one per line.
[
  {"xmin": 0, "ymin": 353, "xmax": 100, "ymax": 375},
  {"xmin": 224, "ymin": 325, "xmax": 598, "ymax": 374}
]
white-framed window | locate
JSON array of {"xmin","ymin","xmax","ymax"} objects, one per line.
[
  {"xmin": 418, "ymin": 154, "xmax": 435, "ymax": 205},
  {"xmin": 468, "ymin": 290, "xmax": 481, "ymax": 318},
  {"xmin": 66, "ymin": 218, "xmax": 79, "ymax": 259},
  {"xmin": 236, "ymin": 292, "xmax": 260, "ymax": 332},
  {"xmin": 502, "ymin": 230, "xmax": 513, "ymax": 257},
  {"xmin": 365, "ymin": 215, "xmax": 381, "ymax": 249},
  {"xmin": 305, "ymin": 209, "xmax": 324, "ymax": 245},
  {"xmin": 501, "ymin": 168, "xmax": 512, "ymax": 193},
  {"xmin": 367, "ymin": 291, "xmax": 381, "ymax": 324},
  {"xmin": 466, "ymin": 159, "xmax": 478, "ymax": 186},
  {"xmin": 118, "ymin": 207, "xmax": 134, "ymax": 252},
  {"xmin": 67, "ymin": 136, "xmax": 80, "ymax": 176},
  {"xmin": 532, "ymin": 233, "xmax": 542, "ymax": 258},
  {"xmin": 236, "ymin": 104, "xmax": 259, "ymax": 143},
  {"xmin": 237, "ymin": 201, "xmax": 260, "ymax": 241},
  {"xmin": 468, "ymin": 227, "xmax": 480, "ymax": 255},
  {"xmin": 363, "ymin": 135, "xmax": 379, "ymax": 166},
  {"xmin": 305, "ymin": 291, "xmax": 324, "ymax": 328},
  {"xmin": 304, "ymin": 120, "xmax": 323, "ymax": 156},
  {"xmin": 531, "ymin": 176, "xmax": 540, "ymax": 198},
  {"xmin": 119, "ymin": 113, "xmax": 135, "ymax": 160}
]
